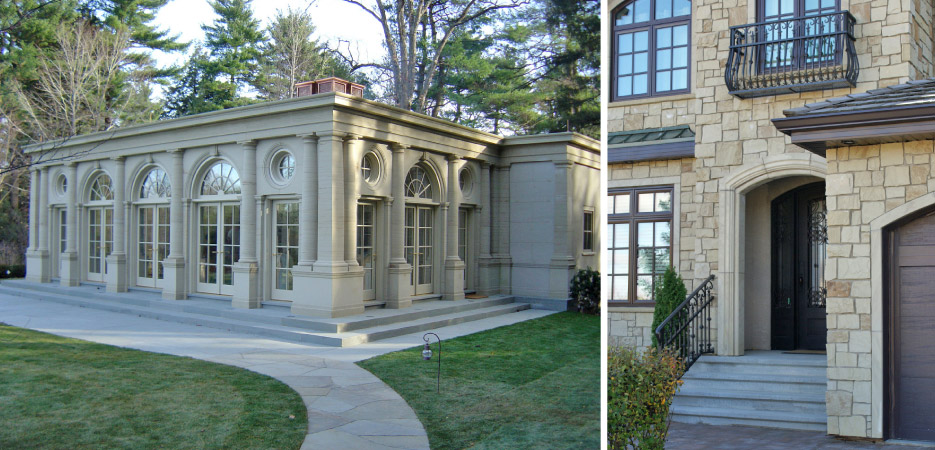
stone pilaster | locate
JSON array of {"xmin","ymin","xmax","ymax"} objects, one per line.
[
  {"xmin": 233, "ymin": 140, "xmax": 260, "ymax": 309},
  {"xmin": 26, "ymin": 168, "xmax": 49, "ymax": 283},
  {"xmin": 163, "ymin": 149, "xmax": 187, "ymax": 300},
  {"xmin": 106, "ymin": 156, "xmax": 127, "ymax": 292},
  {"xmin": 344, "ymin": 135, "xmax": 363, "ymax": 267},
  {"xmin": 493, "ymin": 165, "xmax": 512, "ymax": 294},
  {"xmin": 298, "ymin": 134, "xmax": 318, "ymax": 267},
  {"xmin": 60, "ymin": 163, "xmax": 80, "ymax": 287},
  {"xmin": 386, "ymin": 143, "xmax": 413, "ymax": 309},
  {"xmin": 548, "ymin": 161, "xmax": 575, "ymax": 301},
  {"xmin": 444, "ymin": 154, "xmax": 465, "ymax": 300},
  {"xmin": 292, "ymin": 132, "xmax": 364, "ymax": 318},
  {"xmin": 477, "ymin": 162, "xmax": 494, "ymax": 295}
]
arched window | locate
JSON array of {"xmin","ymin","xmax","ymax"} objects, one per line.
[
  {"xmin": 405, "ymin": 166, "xmax": 433, "ymax": 199},
  {"xmin": 200, "ymin": 162, "xmax": 241, "ymax": 196},
  {"xmin": 139, "ymin": 168, "xmax": 171, "ymax": 199},
  {"xmin": 89, "ymin": 174, "xmax": 114, "ymax": 201},
  {"xmin": 612, "ymin": 0, "xmax": 691, "ymax": 100}
]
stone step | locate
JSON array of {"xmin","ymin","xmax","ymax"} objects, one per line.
[
  {"xmin": 681, "ymin": 371, "xmax": 827, "ymax": 395},
  {"xmin": 670, "ymin": 405, "xmax": 827, "ymax": 432},
  {"xmin": 673, "ymin": 388, "xmax": 826, "ymax": 414},
  {"xmin": 0, "ymin": 283, "xmax": 530, "ymax": 347},
  {"xmin": 688, "ymin": 357, "xmax": 827, "ymax": 377}
]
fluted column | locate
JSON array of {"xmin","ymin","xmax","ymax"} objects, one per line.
[
  {"xmin": 60, "ymin": 163, "xmax": 79, "ymax": 286},
  {"xmin": 548, "ymin": 161, "xmax": 575, "ymax": 300},
  {"xmin": 233, "ymin": 140, "xmax": 260, "ymax": 308},
  {"xmin": 443, "ymin": 154, "xmax": 464, "ymax": 300},
  {"xmin": 163, "ymin": 149, "xmax": 187, "ymax": 300},
  {"xmin": 298, "ymin": 134, "xmax": 318, "ymax": 267},
  {"xmin": 386, "ymin": 143, "xmax": 412, "ymax": 308},
  {"xmin": 106, "ymin": 157, "xmax": 127, "ymax": 292},
  {"xmin": 26, "ymin": 167, "xmax": 50, "ymax": 283},
  {"xmin": 343, "ymin": 135, "xmax": 363, "ymax": 267},
  {"xmin": 477, "ymin": 162, "xmax": 494, "ymax": 295}
]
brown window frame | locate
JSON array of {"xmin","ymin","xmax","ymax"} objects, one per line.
[
  {"xmin": 607, "ymin": 186, "xmax": 674, "ymax": 307},
  {"xmin": 611, "ymin": 0, "xmax": 692, "ymax": 102}
]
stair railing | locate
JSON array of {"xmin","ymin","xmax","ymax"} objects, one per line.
[{"xmin": 655, "ymin": 275, "xmax": 716, "ymax": 372}]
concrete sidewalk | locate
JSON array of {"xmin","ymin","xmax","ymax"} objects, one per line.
[
  {"xmin": 667, "ymin": 422, "xmax": 935, "ymax": 449},
  {"xmin": 0, "ymin": 292, "xmax": 555, "ymax": 450}
]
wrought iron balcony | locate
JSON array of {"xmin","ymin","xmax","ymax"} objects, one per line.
[{"xmin": 726, "ymin": 11, "xmax": 858, "ymax": 98}]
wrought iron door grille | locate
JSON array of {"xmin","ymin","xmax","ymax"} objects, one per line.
[{"xmin": 726, "ymin": 11, "xmax": 858, "ymax": 98}]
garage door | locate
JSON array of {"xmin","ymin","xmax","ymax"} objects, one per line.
[{"xmin": 889, "ymin": 211, "xmax": 935, "ymax": 441}]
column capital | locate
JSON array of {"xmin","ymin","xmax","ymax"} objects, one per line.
[
  {"xmin": 343, "ymin": 133, "xmax": 363, "ymax": 143},
  {"xmin": 110, "ymin": 155, "xmax": 125, "ymax": 162},
  {"xmin": 168, "ymin": 148, "xmax": 185, "ymax": 154},
  {"xmin": 480, "ymin": 160, "xmax": 493, "ymax": 168},
  {"xmin": 298, "ymin": 133, "xmax": 319, "ymax": 143},
  {"xmin": 445, "ymin": 153, "xmax": 460, "ymax": 162},
  {"xmin": 554, "ymin": 160, "xmax": 574, "ymax": 168},
  {"xmin": 64, "ymin": 161, "xmax": 76, "ymax": 168},
  {"xmin": 390, "ymin": 142, "xmax": 410, "ymax": 153},
  {"xmin": 237, "ymin": 139, "xmax": 258, "ymax": 149}
]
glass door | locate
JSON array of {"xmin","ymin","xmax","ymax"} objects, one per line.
[
  {"xmin": 357, "ymin": 203, "xmax": 375, "ymax": 300},
  {"xmin": 197, "ymin": 203, "xmax": 240, "ymax": 295},
  {"xmin": 53, "ymin": 208, "xmax": 65, "ymax": 279},
  {"xmin": 458, "ymin": 208, "xmax": 469, "ymax": 287},
  {"xmin": 405, "ymin": 205, "xmax": 433, "ymax": 295},
  {"xmin": 87, "ymin": 207, "xmax": 113, "ymax": 282},
  {"xmin": 271, "ymin": 201, "xmax": 298, "ymax": 301},
  {"xmin": 137, "ymin": 205, "xmax": 170, "ymax": 288}
]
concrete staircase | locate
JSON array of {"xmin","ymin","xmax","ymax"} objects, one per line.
[
  {"xmin": 0, "ymin": 280, "xmax": 530, "ymax": 347},
  {"xmin": 671, "ymin": 351, "xmax": 828, "ymax": 431}
]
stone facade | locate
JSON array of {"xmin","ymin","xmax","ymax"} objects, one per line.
[{"xmin": 607, "ymin": 0, "xmax": 935, "ymax": 440}]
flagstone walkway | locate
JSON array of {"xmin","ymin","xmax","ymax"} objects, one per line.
[{"xmin": 0, "ymin": 292, "xmax": 554, "ymax": 450}]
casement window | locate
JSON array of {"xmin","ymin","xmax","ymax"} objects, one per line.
[
  {"xmin": 583, "ymin": 210, "xmax": 594, "ymax": 252},
  {"xmin": 759, "ymin": 0, "xmax": 840, "ymax": 69},
  {"xmin": 607, "ymin": 186, "xmax": 673, "ymax": 305},
  {"xmin": 612, "ymin": 0, "xmax": 691, "ymax": 101}
]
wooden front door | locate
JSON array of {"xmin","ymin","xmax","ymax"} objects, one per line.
[
  {"xmin": 771, "ymin": 182, "xmax": 827, "ymax": 351},
  {"xmin": 887, "ymin": 210, "xmax": 935, "ymax": 441}
]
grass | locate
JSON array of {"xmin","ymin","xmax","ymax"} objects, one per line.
[
  {"xmin": 357, "ymin": 312, "xmax": 600, "ymax": 450},
  {"xmin": 0, "ymin": 324, "xmax": 307, "ymax": 449}
]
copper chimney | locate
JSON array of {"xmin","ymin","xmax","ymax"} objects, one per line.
[{"xmin": 295, "ymin": 77, "xmax": 365, "ymax": 98}]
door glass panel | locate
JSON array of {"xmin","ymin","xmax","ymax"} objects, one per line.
[
  {"xmin": 138, "ymin": 207, "xmax": 154, "ymax": 279},
  {"xmin": 157, "ymin": 206, "xmax": 169, "ymax": 279},
  {"xmin": 357, "ymin": 203, "xmax": 375, "ymax": 291},
  {"xmin": 418, "ymin": 207, "xmax": 433, "ymax": 285},
  {"xmin": 458, "ymin": 209, "xmax": 467, "ymax": 283},
  {"xmin": 274, "ymin": 202, "xmax": 299, "ymax": 291},
  {"xmin": 89, "ymin": 209, "xmax": 101, "ymax": 274},
  {"xmin": 405, "ymin": 206, "xmax": 415, "ymax": 285},
  {"xmin": 59, "ymin": 210, "xmax": 67, "ymax": 255},
  {"xmin": 808, "ymin": 198, "xmax": 827, "ymax": 308},
  {"xmin": 199, "ymin": 205, "xmax": 218, "ymax": 284},
  {"xmin": 222, "ymin": 204, "xmax": 240, "ymax": 286}
]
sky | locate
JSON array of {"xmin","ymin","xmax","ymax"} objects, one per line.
[{"xmin": 150, "ymin": 0, "xmax": 385, "ymax": 72}]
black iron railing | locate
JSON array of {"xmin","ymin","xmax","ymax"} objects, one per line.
[
  {"xmin": 655, "ymin": 275, "xmax": 716, "ymax": 372},
  {"xmin": 725, "ymin": 11, "xmax": 858, "ymax": 98}
]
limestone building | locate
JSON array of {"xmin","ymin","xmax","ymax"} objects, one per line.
[
  {"xmin": 23, "ymin": 78, "xmax": 599, "ymax": 320},
  {"xmin": 607, "ymin": 0, "xmax": 935, "ymax": 442}
]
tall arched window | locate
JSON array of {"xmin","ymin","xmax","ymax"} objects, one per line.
[
  {"xmin": 140, "ymin": 168, "xmax": 171, "ymax": 199},
  {"xmin": 200, "ymin": 162, "xmax": 241, "ymax": 196},
  {"xmin": 86, "ymin": 172, "xmax": 114, "ymax": 282},
  {"xmin": 612, "ymin": 0, "xmax": 691, "ymax": 100},
  {"xmin": 405, "ymin": 166, "xmax": 433, "ymax": 199}
]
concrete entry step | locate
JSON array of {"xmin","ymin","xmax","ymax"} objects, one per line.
[
  {"xmin": 671, "ymin": 351, "xmax": 828, "ymax": 432},
  {"xmin": 0, "ymin": 280, "xmax": 531, "ymax": 347}
]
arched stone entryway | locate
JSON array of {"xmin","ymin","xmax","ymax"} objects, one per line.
[{"xmin": 717, "ymin": 153, "xmax": 828, "ymax": 356}]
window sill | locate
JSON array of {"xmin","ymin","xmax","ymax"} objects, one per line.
[
  {"xmin": 607, "ymin": 304, "xmax": 656, "ymax": 313},
  {"xmin": 581, "ymin": 251, "xmax": 595, "ymax": 256},
  {"xmin": 608, "ymin": 92, "xmax": 695, "ymax": 109}
]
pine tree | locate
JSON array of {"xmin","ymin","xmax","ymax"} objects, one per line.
[
  {"xmin": 202, "ymin": 0, "xmax": 264, "ymax": 96},
  {"xmin": 651, "ymin": 266, "xmax": 688, "ymax": 348}
]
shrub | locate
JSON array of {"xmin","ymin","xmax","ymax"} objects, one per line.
[
  {"xmin": 651, "ymin": 266, "xmax": 687, "ymax": 348},
  {"xmin": 569, "ymin": 267, "xmax": 599, "ymax": 314},
  {"xmin": 607, "ymin": 346, "xmax": 684, "ymax": 450},
  {"xmin": 0, "ymin": 264, "xmax": 26, "ymax": 279}
]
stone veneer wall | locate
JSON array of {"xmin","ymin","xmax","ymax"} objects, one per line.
[{"xmin": 823, "ymin": 140, "xmax": 935, "ymax": 438}]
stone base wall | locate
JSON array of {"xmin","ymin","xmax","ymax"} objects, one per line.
[
  {"xmin": 824, "ymin": 140, "xmax": 935, "ymax": 438},
  {"xmin": 608, "ymin": 308, "xmax": 655, "ymax": 349}
]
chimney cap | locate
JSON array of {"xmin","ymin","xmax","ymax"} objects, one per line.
[{"xmin": 296, "ymin": 77, "xmax": 365, "ymax": 98}]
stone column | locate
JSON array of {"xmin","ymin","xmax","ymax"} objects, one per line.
[
  {"xmin": 477, "ymin": 162, "xmax": 494, "ymax": 295},
  {"xmin": 344, "ymin": 135, "xmax": 363, "ymax": 267},
  {"xmin": 386, "ymin": 143, "xmax": 413, "ymax": 308},
  {"xmin": 297, "ymin": 134, "xmax": 318, "ymax": 267},
  {"xmin": 106, "ymin": 157, "xmax": 127, "ymax": 292},
  {"xmin": 444, "ymin": 154, "xmax": 465, "ymax": 300},
  {"xmin": 163, "ymin": 149, "xmax": 187, "ymax": 300},
  {"xmin": 26, "ymin": 168, "xmax": 50, "ymax": 283},
  {"xmin": 291, "ymin": 132, "xmax": 364, "ymax": 318},
  {"xmin": 548, "ymin": 161, "xmax": 575, "ymax": 302},
  {"xmin": 233, "ymin": 140, "xmax": 260, "ymax": 309},
  {"xmin": 60, "ymin": 163, "xmax": 80, "ymax": 286}
]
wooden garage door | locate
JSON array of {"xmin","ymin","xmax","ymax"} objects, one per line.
[{"xmin": 888, "ymin": 211, "xmax": 935, "ymax": 441}]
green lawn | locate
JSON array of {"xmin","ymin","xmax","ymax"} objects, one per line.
[
  {"xmin": 0, "ymin": 324, "xmax": 307, "ymax": 449},
  {"xmin": 357, "ymin": 312, "xmax": 600, "ymax": 450}
]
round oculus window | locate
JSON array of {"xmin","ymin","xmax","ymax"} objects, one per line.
[
  {"xmin": 270, "ymin": 151, "xmax": 295, "ymax": 185},
  {"xmin": 56, "ymin": 174, "xmax": 67, "ymax": 196},
  {"xmin": 361, "ymin": 152, "xmax": 379, "ymax": 184},
  {"xmin": 459, "ymin": 168, "xmax": 473, "ymax": 196}
]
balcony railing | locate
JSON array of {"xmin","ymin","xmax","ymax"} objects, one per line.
[{"xmin": 726, "ymin": 11, "xmax": 858, "ymax": 98}]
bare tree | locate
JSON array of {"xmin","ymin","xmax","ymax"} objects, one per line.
[
  {"xmin": 341, "ymin": 0, "xmax": 525, "ymax": 114},
  {"xmin": 261, "ymin": 6, "xmax": 326, "ymax": 100}
]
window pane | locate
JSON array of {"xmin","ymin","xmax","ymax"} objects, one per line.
[
  {"xmin": 637, "ymin": 248, "xmax": 655, "ymax": 273},
  {"xmin": 619, "ymin": 33, "xmax": 633, "ymax": 53},
  {"xmin": 618, "ymin": 54, "xmax": 633, "ymax": 75},
  {"xmin": 634, "ymin": 53, "xmax": 648, "ymax": 73},
  {"xmin": 674, "ymin": 0, "xmax": 691, "ymax": 16},
  {"xmin": 607, "ymin": 196, "xmax": 615, "ymax": 215},
  {"xmin": 765, "ymin": 0, "xmax": 778, "ymax": 16},
  {"xmin": 634, "ymin": 74, "xmax": 648, "ymax": 95},
  {"xmin": 634, "ymin": 31, "xmax": 648, "ymax": 52},
  {"xmin": 656, "ymin": 191, "xmax": 672, "ymax": 211},
  {"xmin": 614, "ymin": 223, "xmax": 630, "ymax": 248},
  {"xmin": 672, "ymin": 69, "xmax": 688, "ymax": 90},
  {"xmin": 673, "ymin": 25, "xmax": 688, "ymax": 46},
  {"xmin": 613, "ymin": 249, "xmax": 629, "ymax": 274},
  {"xmin": 637, "ymin": 276, "xmax": 654, "ymax": 300},
  {"xmin": 673, "ymin": 47, "xmax": 688, "ymax": 68},
  {"xmin": 638, "ymin": 192, "xmax": 655, "ymax": 212},
  {"xmin": 613, "ymin": 275, "xmax": 629, "ymax": 300},
  {"xmin": 634, "ymin": 0, "xmax": 650, "ymax": 22},
  {"xmin": 656, "ymin": 0, "xmax": 672, "ymax": 19},
  {"xmin": 655, "ymin": 221, "xmax": 671, "ymax": 246},
  {"xmin": 655, "ymin": 248, "xmax": 671, "ymax": 272},
  {"xmin": 618, "ymin": 76, "xmax": 632, "ymax": 97},
  {"xmin": 614, "ymin": 193, "xmax": 630, "ymax": 214},
  {"xmin": 657, "ymin": 71, "xmax": 671, "ymax": 92},
  {"xmin": 638, "ymin": 222, "xmax": 654, "ymax": 248},
  {"xmin": 657, "ymin": 49, "xmax": 671, "ymax": 70},
  {"xmin": 615, "ymin": 9, "xmax": 632, "ymax": 26},
  {"xmin": 657, "ymin": 27, "xmax": 671, "ymax": 48}
]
